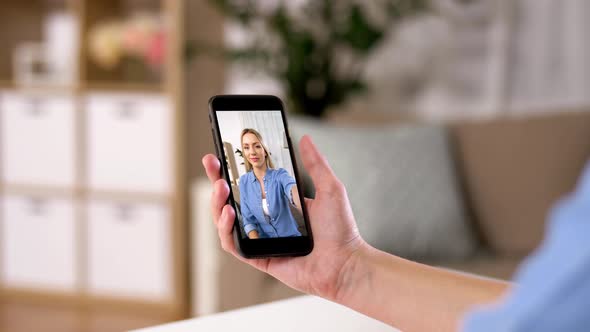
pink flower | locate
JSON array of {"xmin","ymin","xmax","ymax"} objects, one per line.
[
  {"xmin": 122, "ymin": 25, "xmax": 151, "ymax": 56},
  {"xmin": 146, "ymin": 31, "xmax": 166, "ymax": 68},
  {"xmin": 88, "ymin": 12, "xmax": 165, "ymax": 70}
]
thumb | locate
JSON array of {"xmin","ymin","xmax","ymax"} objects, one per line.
[{"xmin": 299, "ymin": 135, "xmax": 341, "ymax": 192}]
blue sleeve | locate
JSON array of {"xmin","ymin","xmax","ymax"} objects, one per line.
[
  {"xmin": 276, "ymin": 168, "xmax": 297, "ymax": 203},
  {"xmin": 462, "ymin": 162, "xmax": 590, "ymax": 331},
  {"xmin": 239, "ymin": 175, "xmax": 258, "ymax": 236}
]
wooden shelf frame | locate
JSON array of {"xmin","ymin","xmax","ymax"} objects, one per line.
[{"xmin": 0, "ymin": 0, "xmax": 188, "ymax": 320}]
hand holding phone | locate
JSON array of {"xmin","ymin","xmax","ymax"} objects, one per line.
[{"xmin": 204, "ymin": 95, "xmax": 366, "ymax": 299}]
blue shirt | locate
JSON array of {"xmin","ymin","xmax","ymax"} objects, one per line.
[
  {"xmin": 239, "ymin": 168, "xmax": 302, "ymax": 238},
  {"xmin": 463, "ymin": 162, "xmax": 590, "ymax": 331}
]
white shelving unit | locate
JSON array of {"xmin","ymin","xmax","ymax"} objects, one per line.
[{"xmin": 0, "ymin": 0, "xmax": 187, "ymax": 319}]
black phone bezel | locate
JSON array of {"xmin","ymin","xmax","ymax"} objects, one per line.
[{"xmin": 208, "ymin": 95, "xmax": 314, "ymax": 258}]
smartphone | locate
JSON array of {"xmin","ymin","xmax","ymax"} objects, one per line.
[{"xmin": 208, "ymin": 95, "xmax": 313, "ymax": 258}]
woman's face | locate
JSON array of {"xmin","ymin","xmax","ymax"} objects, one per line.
[{"xmin": 242, "ymin": 133, "xmax": 266, "ymax": 169}]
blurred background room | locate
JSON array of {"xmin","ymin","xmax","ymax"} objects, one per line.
[{"xmin": 1, "ymin": 0, "xmax": 590, "ymax": 331}]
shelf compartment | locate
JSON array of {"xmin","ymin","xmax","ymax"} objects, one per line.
[
  {"xmin": 0, "ymin": 1, "xmax": 78, "ymax": 87},
  {"xmin": 81, "ymin": 0, "xmax": 165, "ymax": 87}
]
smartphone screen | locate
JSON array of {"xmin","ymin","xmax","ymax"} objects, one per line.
[
  {"xmin": 215, "ymin": 109, "xmax": 309, "ymax": 240},
  {"xmin": 209, "ymin": 95, "xmax": 313, "ymax": 257}
]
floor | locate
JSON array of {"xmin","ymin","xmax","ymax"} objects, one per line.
[{"xmin": 0, "ymin": 299, "xmax": 171, "ymax": 332}]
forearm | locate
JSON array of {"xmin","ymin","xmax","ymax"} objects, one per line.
[
  {"xmin": 291, "ymin": 186, "xmax": 302, "ymax": 211},
  {"xmin": 334, "ymin": 244, "xmax": 510, "ymax": 332}
]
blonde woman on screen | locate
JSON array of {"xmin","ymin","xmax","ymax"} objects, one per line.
[{"xmin": 238, "ymin": 128, "xmax": 302, "ymax": 239}]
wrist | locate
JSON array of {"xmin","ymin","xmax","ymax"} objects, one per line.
[{"xmin": 332, "ymin": 240, "xmax": 373, "ymax": 304}]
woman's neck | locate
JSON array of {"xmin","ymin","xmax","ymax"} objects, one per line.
[{"xmin": 253, "ymin": 166, "xmax": 267, "ymax": 180}]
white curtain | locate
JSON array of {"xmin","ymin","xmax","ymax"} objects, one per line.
[
  {"xmin": 507, "ymin": 0, "xmax": 590, "ymax": 111},
  {"xmin": 435, "ymin": 0, "xmax": 590, "ymax": 115},
  {"xmin": 240, "ymin": 111, "xmax": 294, "ymax": 176},
  {"xmin": 394, "ymin": 0, "xmax": 590, "ymax": 119}
]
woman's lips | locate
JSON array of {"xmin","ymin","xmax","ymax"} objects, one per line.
[{"xmin": 250, "ymin": 157, "xmax": 259, "ymax": 162}]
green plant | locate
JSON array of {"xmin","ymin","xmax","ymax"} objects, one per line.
[{"xmin": 193, "ymin": 0, "xmax": 428, "ymax": 117}]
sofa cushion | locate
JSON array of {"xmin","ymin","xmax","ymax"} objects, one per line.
[
  {"xmin": 451, "ymin": 110, "xmax": 590, "ymax": 255},
  {"xmin": 290, "ymin": 117, "xmax": 477, "ymax": 260}
]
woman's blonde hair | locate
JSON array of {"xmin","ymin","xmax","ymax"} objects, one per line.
[{"xmin": 241, "ymin": 128, "xmax": 275, "ymax": 172}]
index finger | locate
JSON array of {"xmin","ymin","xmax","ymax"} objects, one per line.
[{"xmin": 202, "ymin": 154, "xmax": 221, "ymax": 184}]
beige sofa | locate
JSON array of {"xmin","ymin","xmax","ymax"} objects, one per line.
[{"xmin": 192, "ymin": 110, "xmax": 590, "ymax": 316}]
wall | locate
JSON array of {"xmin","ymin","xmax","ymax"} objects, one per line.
[{"xmin": 185, "ymin": 1, "xmax": 225, "ymax": 180}]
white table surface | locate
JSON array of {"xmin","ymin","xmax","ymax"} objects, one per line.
[{"xmin": 132, "ymin": 295, "xmax": 400, "ymax": 332}]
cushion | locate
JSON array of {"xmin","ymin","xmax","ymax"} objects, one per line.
[
  {"xmin": 290, "ymin": 117, "xmax": 476, "ymax": 260},
  {"xmin": 451, "ymin": 110, "xmax": 590, "ymax": 255}
]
